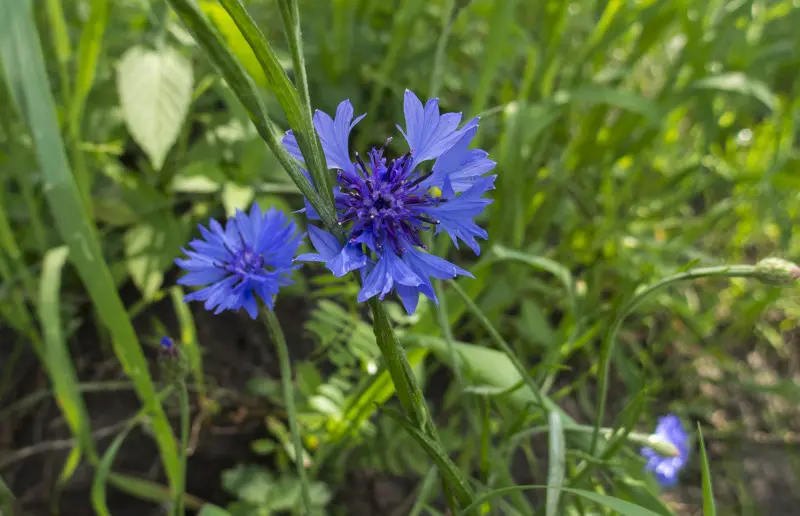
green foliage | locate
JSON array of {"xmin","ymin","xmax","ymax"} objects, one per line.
[{"xmin": 3, "ymin": 0, "xmax": 800, "ymax": 514}]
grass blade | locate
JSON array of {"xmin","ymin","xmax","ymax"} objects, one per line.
[
  {"xmin": 697, "ymin": 424, "xmax": 717, "ymax": 516},
  {"xmin": 37, "ymin": 246, "xmax": 97, "ymax": 460},
  {"xmin": 546, "ymin": 410, "xmax": 566, "ymax": 516},
  {"xmin": 0, "ymin": 0, "xmax": 180, "ymax": 489},
  {"xmin": 457, "ymin": 485, "xmax": 663, "ymax": 516},
  {"xmin": 91, "ymin": 423, "xmax": 136, "ymax": 516}
]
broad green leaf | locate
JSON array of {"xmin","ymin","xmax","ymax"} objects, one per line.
[{"xmin": 117, "ymin": 45, "xmax": 194, "ymax": 170}]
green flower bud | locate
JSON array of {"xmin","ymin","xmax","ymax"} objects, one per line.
[
  {"xmin": 158, "ymin": 337, "xmax": 188, "ymax": 384},
  {"xmin": 755, "ymin": 257, "xmax": 800, "ymax": 286}
]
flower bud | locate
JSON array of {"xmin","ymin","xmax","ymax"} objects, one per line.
[
  {"xmin": 755, "ymin": 257, "xmax": 800, "ymax": 286},
  {"xmin": 158, "ymin": 337, "xmax": 188, "ymax": 384}
]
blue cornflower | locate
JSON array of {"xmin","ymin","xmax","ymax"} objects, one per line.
[
  {"xmin": 175, "ymin": 204, "xmax": 303, "ymax": 319},
  {"xmin": 283, "ymin": 90, "xmax": 496, "ymax": 314},
  {"xmin": 640, "ymin": 414, "xmax": 690, "ymax": 488}
]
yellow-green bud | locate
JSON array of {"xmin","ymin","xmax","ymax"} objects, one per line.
[{"xmin": 755, "ymin": 257, "xmax": 800, "ymax": 286}]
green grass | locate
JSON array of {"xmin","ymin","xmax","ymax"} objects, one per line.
[{"xmin": 1, "ymin": 0, "xmax": 800, "ymax": 514}]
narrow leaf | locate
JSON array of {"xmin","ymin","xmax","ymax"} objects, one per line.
[
  {"xmin": 697, "ymin": 424, "xmax": 717, "ymax": 516},
  {"xmin": 38, "ymin": 246, "xmax": 96, "ymax": 459},
  {"xmin": 381, "ymin": 407, "xmax": 475, "ymax": 508},
  {"xmin": 546, "ymin": 410, "xmax": 565, "ymax": 516}
]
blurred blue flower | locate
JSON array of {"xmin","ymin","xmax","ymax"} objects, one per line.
[
  {"xmin": 640, "ymin": 414, "xmax": 690, "ymax": 487},
  {"xmin": 283, "ymin": 90, "xmax": 496, "ymax": 313},
  {"xmin": 175, "ymin": 204, "xmax": 303, "ymax": 319},
  {"xmin": 159, "ymin": 337, "xmax": 177, "ymax": 357}
]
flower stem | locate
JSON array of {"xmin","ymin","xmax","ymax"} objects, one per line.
[
  {"xmin": 263, "ymin": 308, "xmax": 312, "ymax": 513},
  {"xmin": 590, "ymin": 264, "xmax": 760, "ymax": 454},
  {"xmin": 368, "ymin": 299, "xmax": 431, "ymax": 432},
  {"xmin": 175, "ymin": 380, "xmax": 190, "ymax": 516}
]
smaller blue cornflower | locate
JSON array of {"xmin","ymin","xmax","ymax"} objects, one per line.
[
  {"xmin": 283, "ymin": 90, "xmax": 496, "ymax": 314},
  {"xmin": 175, "ymin": 204, "xmax": 303, "ymax": 319},
  {"xmin": 640, "ymin": 413, "xmax": 690, "ymax": 488}
]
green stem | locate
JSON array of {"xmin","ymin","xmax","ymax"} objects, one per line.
[
  {"xmin": 590, "ymin": 264, "xmax": 759, "ymax": 453},
  {"xmin": 263, "ymin": 308, "xmax": 312, "ymax": 514},
  {"xmin": 277, "ymin": 0, "xmax": 311, "ymax": 114},
  {"xmin": 368, "ymin": 299, "xmax": 431, "ymax": 432},
  {"xmin": 175, "ymin": 381, "xmax": 190, "ymax": 516},
  {"xmin": 448, "ymin": 280, "xmax": 550, "ymax": 413}
]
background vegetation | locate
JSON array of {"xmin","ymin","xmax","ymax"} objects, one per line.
[{"xmin": 1, "ymin": 0, "xmax": 800, "ymax": 514}]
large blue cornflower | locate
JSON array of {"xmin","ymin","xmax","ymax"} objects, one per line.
[
  {"xmin": 283, "ymin": 90, "xmax": 496, "ymax": 314},
  {"xmin": 640, "ymin": 414, "xmax": 690, "ymax": 488},
  {"xmin": 175, "ymin": 204, "xmax": 303, "ymax": 319}
]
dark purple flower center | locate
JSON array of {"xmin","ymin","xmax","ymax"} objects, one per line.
[
  {"xmin": 226, "ymin": 246, "xmax": 265, "ymax": 276},
  {"xmin": 336, "ymin": 143, "xmax": 441, "ymax": 254}
]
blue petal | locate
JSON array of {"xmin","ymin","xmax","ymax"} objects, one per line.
[
  {"xmin": 312, "ymin": 99, "xmax": 366, "ymax": 173},
  {"xmin": 177, "ymin": 268, "xmax": 228, "ymax": 286},
  {"xmin": 296, "ymin": 252, "xmax": 325, "ymax": 262},
  {"xmin": 281, "ymin": 130, "xmax": 304, "ymax": 163},
  {"xmin": 400, "ymin": 90, "xmax": 467, "ymax": 164},
  {"xmin": 420, "ymin": 175, "xmax": 495, "ymax": 254},
  {"xmin": 405, "ymin": 246, "xmax": 473, "ymax": 281},
  {"xmin": 305, "ymin": 225, "xmax": 341, "ymax": 260},
  {"xmin": 327, "ymin": 244, "xmax": 367, "ymax": 277},
  {"xmin": 396, "ymin": 284, "xmax": 421, "ymax": 314},
  {"xmin": 357, "ymin": 250, "xmax": 420, "ymax": 302},
  {"xmin": 358, "ymin": 255, "xmax": 391, "ymax": 302},
  {"xmin": 423, "ymin": 119, "xmax": 496, "ymax": 193}
]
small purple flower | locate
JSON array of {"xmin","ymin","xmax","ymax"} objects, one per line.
[
  {"xmin": 640, "ymin": 414, "xmax": 690, "ymax": 488},
  {"xmin": 283, "ymin": 90, "xmax": 496, "ymax": 314},
  {"xmin": 175, "ymin": 204, "xmax": 303, "ymax": 319}
]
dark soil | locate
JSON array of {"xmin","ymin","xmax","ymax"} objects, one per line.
[{"xmin": 0, "ymin": 286, "xmax": 413, "ymax": 516}]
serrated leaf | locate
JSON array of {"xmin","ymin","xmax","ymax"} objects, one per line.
[{"xmin": 117, "ymin": 45, "xmax": 193, "ymax": 170}]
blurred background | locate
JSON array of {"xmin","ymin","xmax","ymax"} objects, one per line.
[{"xmin": 2, "ymin": 0, "xmax": 800, "ymax": 514}]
